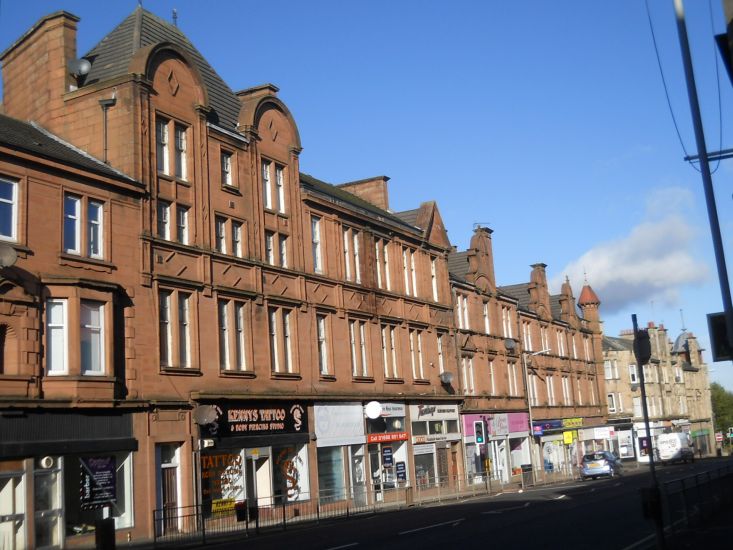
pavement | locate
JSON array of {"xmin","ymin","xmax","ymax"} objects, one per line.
[{"xmin": 665, "ymin": 508, "xmax": 733, "ymax": 549}]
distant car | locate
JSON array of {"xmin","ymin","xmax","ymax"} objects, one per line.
[{"xmin": 581, "ymin": 451, "xmax": 622, "ymax": 480}]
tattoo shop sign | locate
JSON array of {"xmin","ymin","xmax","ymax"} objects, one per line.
[{"xmin": 201, "ymin": 401, "xmax": 308, "ymax": 437}]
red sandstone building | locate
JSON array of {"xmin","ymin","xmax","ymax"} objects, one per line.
[{"xmin": 0, "ymin": 7, "xmax": 606, "ymax": 548}]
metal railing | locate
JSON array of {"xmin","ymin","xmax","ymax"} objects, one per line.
[
  {"xmin": 659, "ymin": 462, "xmax": 733, "ymax": 535},
  {"xmin": 151, "ymin": 467, "xmax": 582, "ymax": 546}
]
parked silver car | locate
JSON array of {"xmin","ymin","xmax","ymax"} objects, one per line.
[{"xmin": 581, "ymin": 451, "xmax": 622, "ymax": 480}]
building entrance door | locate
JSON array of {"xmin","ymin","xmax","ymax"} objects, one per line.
[{"xmin": 158, "ymin": 444, "xmax": 180, "ymax": 536}]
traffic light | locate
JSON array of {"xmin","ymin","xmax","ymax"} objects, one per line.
[
  {"xmin": 707, "ymin": 312, "xmax": 732, "ymax": 362},
  {"xmin": 474, "ymin": 421, "xmax": 485, "ymax": 445},
  {"xmin": 634, "ymin": 329, "xmax": 651, "ymax": 366}
]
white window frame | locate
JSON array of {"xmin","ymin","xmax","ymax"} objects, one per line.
[
  {"xmin": 409, "ymin": 328, "xmax": 424, "ymax": 380},
  {"xmin": 269, "ymin": 306, "xmax": 294, "ymax": 374},
  {"xmin": 157, "ymin": 201, "xmax": 171, "ymax": 240},
  {"xmin": 528, "ymin": 372, "xmax": 538, "ymax": 406},
  {"xmin": 311, "ymin": 216, "xmax": 323, "ymax": 274},
  {"xmin": 502, "ymin": 307, "xmax": 513, "ymax": 338},
  {"xmin": 278, "ymin": 234, "xmax": 288, "ymax": 268},
  {"xmin": 508, "ymin": 362, "xmax": 518, "ymax": 396},
  {"xmin": 275, "ymin": 165, "xmax": 286, "ymax": 214},
  {"xmin": 547, "ymin": 374, "xmax": 556, "ymax": 405},
  {"xmin": 221, "ymin": 150, "xmax": 233, "ymax": 187},
  {"xmin": 178, "ymin": 293, "xmax": 191, "ymax": 368},
  {"xmin": 349, "ymin": 319, "xmax": 369, "ymax": 377},
  {"xmin": 0, "ymin": 178, "xmax": 18, "ymax": 242},
  {"xmin": 607, "ymin": 393, "xmax": 617, "ymax": 414},
  {"xmin": 629, "ymin": 364, "xmax": 638, "ymax": 384},
  {"xmin": 159, "ymin": 291, "xmax": 172, "ymax": 367},
  {"xmin": 156, "ymin": 118, "xmax": 169, "ymax": 175},
  {"xmin": 461, "ymin": 356, "xmax": 475, "ymax": 395},
  {"xmin": 87, "ymin": 200, "xmax": 103, "ymax": 258},
  {"xmin": 46, "ymin": 299, "xmax": 68, "ymax": 375},
  {"xmin": 63, "ymin": 194, "xmax": 81, "ymax": 254},
  {"xmin": 381, "ymin": 324, "xmax": 398, "ymax": 379},
  {"xmin": 483, "ymin": 303, "xmax": 491, "ymax": 334},
  {"xmin": 316, "ymin": 313, "xmax": 330, "ymax": 376},
  {"xmin": 215, "ymin": 216, "xmax": 227, "ymax": 254},
  {"xmin": 265, "ymin": 231, "xmax": 275, "ymax": 265},
  {"xmin": 262, "ymin": 160, "xmax": 273, "ymax": 210},
  {"xmin": 522, "ymin": 321, "xmax": 532, "ymax": 350},
  {"xmin": 437, "ymin": 333, "xmax": 445, "ymax": 374},
  {"xmin": 232, "ymin": 221, "xmax": 242, "ymax": 257},
  {"xmin": 80, "ymin": 300, "xmax": 105, "ymax": 375},
  {"xmin": 176, "ymin": 205, "xmax": 188, "ymax": 245},
  {"xmin": 489, "ymin": 360, "xmax": 496, "ymax": 395},
  {"xmin": 562, "ymin": 375, "xmax": 571, "ymax": 405},
  {"xmin": 431, "ymin": 258, "xmax": 439, "ymax": 301},
  {"xmin": 174, "ymin": 124, "xmax": 187, "ymax": 180}
]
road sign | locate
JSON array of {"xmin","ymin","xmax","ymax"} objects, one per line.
[{"xmin": 716, "ymin": 432, "xmax": 723, "ymax": 442}]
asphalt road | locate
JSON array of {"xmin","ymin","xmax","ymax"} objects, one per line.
[{"xmin": 203, "ymin": 459, "xmax": 728, "ymax": 550}]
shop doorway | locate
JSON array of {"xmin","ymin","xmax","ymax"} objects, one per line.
[
  {"xmin": 490, "ymin": 440, "xmax": 509, "ymax": 483},
  {"xmin": 349, "ymin": 445, "xmax": 367, "ymax": 507},
  {"xmin": 245, "ymin": 448, "xmax": 272, "ymax": 508},
  {"xmin": 0, "ymin": 471, "xmax": 26, "ymax": 550},
  {"xmin": 157, "ymin": 444, "xmax": 180, "ymax": 536}
]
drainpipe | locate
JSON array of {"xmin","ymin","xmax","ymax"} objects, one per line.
[{"xmin": 99, "ymin": 93, "xmax": 117, "ymax": 164}]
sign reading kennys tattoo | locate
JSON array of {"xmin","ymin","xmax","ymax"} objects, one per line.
[{"xmin": 201, "ymin": 401, "xmax": 308, "ymax": 437}]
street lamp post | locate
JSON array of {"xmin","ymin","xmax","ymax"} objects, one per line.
[{"xmin": 522, "ymin": 348, "xmax": 551, "ymax": 485}]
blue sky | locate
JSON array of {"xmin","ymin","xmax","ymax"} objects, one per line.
[{"xmin": 2, "ymin": 1, "xmax": 733, "ymax": 390}]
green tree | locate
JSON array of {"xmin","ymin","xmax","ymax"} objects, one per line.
[{"xmin": 711, "ymin": 382, "xmax": 733, "ymax": 439}]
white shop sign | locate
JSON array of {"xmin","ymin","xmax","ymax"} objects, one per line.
[{"xmin": 315, "ymin": 402, "xmax": 366, "ymax": 447}]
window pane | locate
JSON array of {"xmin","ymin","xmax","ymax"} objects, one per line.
[
  {"xmin": 216, "ymin": 217, "xmax": 227, "ymax": 253},
  {"xmin": 218, "ymin": 301, "xmax": 229, "ymax": 370},
  {"xmin": 81, "ymin": 301, "xmax": 104, "ymax": 375},
  {"xmin": 63, "ymin": 195, "xmax": 80, "ymax": 253},
  {"xmin": 87, "ymin": 201, "xmax": 103, "ymax": 257},
  {"xmin": 46, "ymin": 300, "xmax": 66, "ymax": 374},
  {"xmin": 176, "ymin": 207, "xmax": 188, "ymax": 244},
  {"xmin": 159, "ymin": 292, "xmax": 171, "ymax": 366},
  {"xmin": 157, "ymin": 202, "xmax": 170, "ymax": 239},
  {"xmin": 0, "ymin": 180, "xmax": 16, "ymax": 239},
  {"xmin": 235, "ymin": 303, "xmax": 246, "ymax": 370},
  {"xmin": 178, "ymin": 294, "xmax": 190, "ymax": 367}
]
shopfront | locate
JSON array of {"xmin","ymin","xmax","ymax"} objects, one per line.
[
  {"xmin": 196, "ymin": 400, "xmax": 311, "ymax": 516},
  {"xmin": 0, "ymin": 410, "xmax": 138, "ymax": 549},
  {"xmin": 533, "ymin": 417, "xmax": 583, "ymax": 473},
  {"xmin": 410, "ymin": 404, "xmax": 461, "ymax": 487},
  {"xmin": 364, "ymin": 402, "xmax": 408, "ymax": 499},
  {"xmin": 462, "ymin": 412, "xmax": 529, "ymax": 483},
  {"xmin": 314, "ymin": 402, "xmax": 367, "ymax": 505}
]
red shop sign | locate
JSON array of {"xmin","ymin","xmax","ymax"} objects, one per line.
[{"xmin": 367, "ymin": 432, "xmax": 408, "ymax": 443}]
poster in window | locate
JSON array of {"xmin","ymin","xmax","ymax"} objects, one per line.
[{"xmin": 79, "ymin": 456, "xmax": 117, "ymax": 510}]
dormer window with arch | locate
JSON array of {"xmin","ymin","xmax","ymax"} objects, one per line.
[{"xmin": 262, "ymin": 160, "xmax": 286, "ymax": 214}]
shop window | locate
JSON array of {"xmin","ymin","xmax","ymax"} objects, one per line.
[
  {"xmin": 0, "ymin": 177, "xmax": 18, "ymax": 242},
  {"xmin": 317, "ymin": 447, "xmax": 345, "ymax": 503},
  {"xmin": 273, "ymin": 445, "xmax": 309, "ymax": 503},
  {"xmin": 411, "ymin": 422, "xmax": 428, "ymax": 436},
  {"xmin": 64, "ymin": 194, "xmax": 104, "ymax": 259},
  {"xmin": 63, "ymin": 452, "xmax": 134, "ymax": 536},
  {"xmin": 0, "ymin": 470, "xmax": 26, "ymax": 549},
  {"xmin": 34, "ymin": 456, "xmax": 63, "ymax": 547}
]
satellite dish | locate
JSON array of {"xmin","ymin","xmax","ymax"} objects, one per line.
[
  {"xmin": 192, "ymin": 405, "xmax": 219, "ymax": 426},
  {"xmin": 504, "ymin": 338, "xmax": 517, "ymax": 351},
  {"xmin": 0, "ymin": 243, "xmax": 17, "ymax": 268},
  {"xmin": 365, "ymin": 401, "xmax": 382, "ymax": 420},
  {"xmin": 68, "ymin": 58, "xmax": 91, "ymax": 77}
]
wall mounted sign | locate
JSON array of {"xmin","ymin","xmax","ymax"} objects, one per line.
[{"xmin": 200, "ymin": 401, "xmax": 308, "ymax": 438}]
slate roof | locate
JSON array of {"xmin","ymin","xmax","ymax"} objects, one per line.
[
  {"xmin": 447, "ymin": 251, "xmax": 470, "ymax": 282},
  {"xmin": 0, "ymin": 113, "xmax": 140, "ymax": 184},
  {"xmin": 82, "ymin": 7, "xmax": 241, "ymax": 130},
  {"xmin": 603, "ymin": 335, "xmax": 633, "ymax": 352},
  {"xmin": 300, "ymin": 173, "xmax": 419, "ymax": 233},
  {"xmin": 499, "ymin": 283, "xmax": 530, "ymax": 309},
  {"xmin": 394, "ymin": 209, "xmax": 420, "ymax": 229}
]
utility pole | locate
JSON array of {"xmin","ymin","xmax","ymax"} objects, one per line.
[
  {"xmin": 633, "ymin": 314, "xmax": 665, "ymax": 549},
  {"xmin": 673, "ymin": 0, "xmax": 733, "ymax": 352}
]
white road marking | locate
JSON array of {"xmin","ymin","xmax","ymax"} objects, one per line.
[
  {"xmin": 554, "ymin": 494, "xmax": 566, "ymax": 500},
  {"xmin": 324, "ymin": 544, "xmax": 359, "ymax": 550},
  {"xmin": 481, "ymin": 502, "xmax": 531, "ymax": 514},
  {"xmin": 399, "ymin": 518, "xmax": 465, "ymax": 535}
]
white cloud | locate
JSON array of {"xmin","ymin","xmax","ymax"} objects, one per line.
[{"xmin": 550, "ymin": 187, "xmax": 709, "ymax": 314}]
